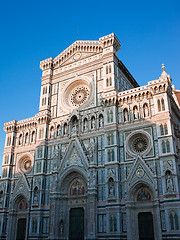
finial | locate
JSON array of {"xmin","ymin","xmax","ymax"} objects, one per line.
[{"xmin": 162, "ymin": 64, "xmax": 165, "ymax": 71}]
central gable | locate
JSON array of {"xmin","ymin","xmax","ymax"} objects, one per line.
[{"xmin": 59, "ymin": 138, "xmax": 89, "ymax": 175}]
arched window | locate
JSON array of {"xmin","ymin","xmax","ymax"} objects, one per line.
[
  {"xmin": 164, "ymin": 123, "xmax": 168, "ymax": 135},
  {"xmin": 162, "ymin": 140, "xmax": 166, "ymax": 153},
  {"xmin": 110, "ymin": 110, "xmax": 113, "ymax": 122},
  {"xmin": 157, "ymin": 99, "xmax": 161, "ymax": 112},
  {"xmin": 25, "ymin": 132, "xmax": 28, "ymax": 144},
  {"xmin": 19, "ymin": 134, "xmax": 23, "ymax": 145},
  {"xmin": 32, "ymin": 218, "xmax": 38, "ymax": 233},
  {"xmin": 123, "ymin": 108, "xmax": 128, "ymax": 122},
  {"xmin": 4, "ymin": 155, "xmax": 9, "ymax": 164},
  {"xmin": 170, "ymin": 214, "xmax": 174, "ymax": 230},
  {"xmin": 160, "ymin": 124, "xmax": 164, "ymax": 135},
  {"xmin": 106, "ymin": 78, "xmax": 109, "ymax": 87},
  {"xmin": 166, "ymin": 140, "xmax": 170, "ymax": 152},
  {"xmin": 161, "ymin": 98, "xmax": 165, "ymax": 111},
  {"xmin": 109, "ymin": 214, "xmax": 117, "ymax": 232},
  {"xmin": 170, "ymin": 212, "xmax": 179, "ymax": 230},
  {"xmin": 57, "ymin": 125, "xmax": 61, "ymax": 136},
  {"xmin": 107, "ymin": 110, "xmax": 110, "ymax": 123},
  {"xmin": 106, "ymin": 66, "xmax": 108, "ymax": 74},
  {"xmin": 108, "ymin": 149, "xmax": 114, "ymax": 162},
  {"xmin": 99, "ymin": 114, "xmax": 104, "ymax": 128},
  {"xmin": 50, "ymin": 126, "xmax": 54, "ymax": 138},
  {"xmin": 83, "ymin": 118, "xmax": 88, "ymax": 131},
  {"xmin": 109, "ymin": 77, "xmax": 112, "ymax": 86},
  {"xmin": 109, "ymin": 65, "xmax": 111, "ymax": 74},
  {"xmin": 31, "ymin": 131, "xmax": 36, "ymax": 143},
  {"xmin": 175, "ymin": 213, "xmax": 179, "ymax": 230},
  {"xmin": 107, "ymin": 133, "xmax": 114, "ymax": 145},
  {"xmin": 71, "ymin": 116, "xmax": 78, "ymax": 133}
]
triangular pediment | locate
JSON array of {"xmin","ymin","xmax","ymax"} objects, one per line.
[
  {"xmin": 11, "ymin": 174, "xmax": 30, "ymax": 201},
  {"xmin": 59, "ymin": 138, "xmax": 89, "ymax": 174},
  {"xmin": 59, "ymin": 51, "xmax": 99, "ymax": 67},
  {"xmin": 127, "ymin": 155, "xmax": 154, "ymax": 189}
]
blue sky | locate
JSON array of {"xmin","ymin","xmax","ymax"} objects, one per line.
[{"xmin": 0, "ymin": 0, "xmax": 180, "ymax": 171}]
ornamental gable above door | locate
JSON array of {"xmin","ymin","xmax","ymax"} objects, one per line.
[{"xmin": 58, "ymin": 138, "xmax": 89, "ymax": 175}]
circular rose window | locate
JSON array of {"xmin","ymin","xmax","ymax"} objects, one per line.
[
  {"xmin": 71, "ymin": 87, "xmax": 89, "ymax": 107},
  {"xmin": 132, "ymin": 136, "xmax": 148, "ymax": 153},
  {"xmin": 61, "ymin": 78, "xmax": 92, "ymax": 111},
  {"xmin": 126, "ymin": 131, "xmax": 151, "ymax": 157},
  {"xmin": 18, "ymin": 157, "xmax": 32, "ymax": 173}
]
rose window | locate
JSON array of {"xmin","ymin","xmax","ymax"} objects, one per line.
[
  {"xmin": 126, "ymin": 131, "xmax": 151, "ymax": 156},
  {"xmin": 132, "ymin": 137, "xmax": 148, "ymax": 153},
  {"xmin": 18, "ymin": 157, "xmax": 32, "ymax": 173},
  {"xmin": 71, "ymin": 87, "xmax": 89, "ymax": 107}
]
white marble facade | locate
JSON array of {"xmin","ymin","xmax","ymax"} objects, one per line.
[{"xmin": 0, "ymin": 33, "xmax": 180, "ymax": 240}]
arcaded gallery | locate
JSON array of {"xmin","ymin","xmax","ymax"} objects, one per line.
[{"xmin": 0, "ymin": 33, "xmax": 180, "ymax": 240}]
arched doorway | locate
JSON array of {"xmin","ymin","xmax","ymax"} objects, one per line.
[
  {"xmin": 127, "ymin": 183, "xmax": 161, "ymax": 240},
  {"xmin": 15, "ymin": 197, "xmax": 28, "ymax": 240},
  {"xmin": 56, "ymin": 171, "xmax": 87, "ymax": 240}
]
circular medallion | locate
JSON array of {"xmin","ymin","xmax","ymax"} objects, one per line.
[
  {"xmin": 73, "ymin": 53, "xmax": 81, "ymax": 60},
  {"xmin": 136, "ymin": 168, "xmax": 144, "ymax": 177}
]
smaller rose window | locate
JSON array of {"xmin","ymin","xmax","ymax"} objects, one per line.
[
  {"xmin": 71, "ymin": 87, "xmax": 89, "ymax": 107},
  {"xmin": 127, "ymin": 132, "xmax": 151, "ymax": 156}
]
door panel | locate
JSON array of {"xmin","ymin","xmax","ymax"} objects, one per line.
[
  {"xmin": 69, "ymin": 208, "xmax": 84, "ymax": 240},
  {"xmin": 16, "ymin": 218, "xmax": 26, "ymax": 240},
  {"xmin": 138, "ymin": 212, "xmax": 154, "ymax": 240}
]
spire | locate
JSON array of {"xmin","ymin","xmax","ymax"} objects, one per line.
[{"xmin": 161, "ymin": 64, "xmax": 168, "ymax": 78}]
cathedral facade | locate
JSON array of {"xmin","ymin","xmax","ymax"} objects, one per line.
[{"xmin": 0, "ymin": 33, "xmax": 180, "ymax": 240}]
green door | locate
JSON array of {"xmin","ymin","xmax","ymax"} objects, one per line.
[
  {"xmin": 16, "ymin": 218, "xmax": 26, "ymax": 240},
  {"xmin": 138, "ymin": 212, "xmax": 155, "ymax": 240},
  {"xmin": 69, "ymin": 208, "xmax": 84, "ymax": 240}
]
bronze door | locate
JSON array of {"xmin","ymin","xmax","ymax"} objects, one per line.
[
  {"xmin": 16, "ymin": 218, "xmax": 26, "ymax": 240},
  {"xmin": 138, "ymin": 212, "xmax": 155, "ymax": 240},
  {"xmin": 69, "ymin": 208, "xmax": 84, "ymax": 240}
]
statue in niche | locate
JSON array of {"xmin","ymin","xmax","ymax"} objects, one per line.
[
  {"xmin": 108, "ymin": 178, "xmax": 115, "ymax": 197},
  {"xmin": 59, "ymin": 219, "xmax": 64, "ymax": 234},
  {"xmin": 88, "ymin": 139, "xmax": 96, "ymax": 162},
  {"xmin": 133, "ymin": 107, "xmax": 139, "ymax": 120},
  {"xmin": 99, "ymin": 115, "xmax": 104, "ymax": 127},
  {"xmin": 91, "ymin": 117, "xmax": 95, "ymax": 129},
  {"xmin": 166, "ymin": 171, "xmax": 174, "ymax": 192},
  {"xmin": 137, "ymin": 188, "xmax": 151, "ymax": 201},
  {"xmin": 33, "ymin": 187, "xmax": 39, "ymax": 204},
  {"xmin": 144, "ymin": 104, "xmax": 149, "ymax": 117},
  {"xmin": 84, "ymin": 119, "xmax": 88, "ymax": 131}
]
